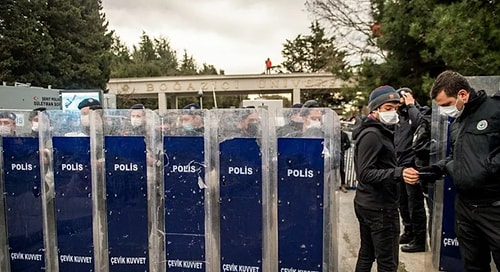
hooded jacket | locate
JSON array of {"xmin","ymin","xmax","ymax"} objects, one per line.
[
  {"xmin": 352, "ymin": 116, "xmax": 404, "ymax": 210},
  {"xmin": 436, "ymin": 90, "xmax": 500, "ymax": 203}
]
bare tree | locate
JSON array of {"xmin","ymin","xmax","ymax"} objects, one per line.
[{"xmin": 305, "ymin": 0, "xmax": 386, "ymax": 63}]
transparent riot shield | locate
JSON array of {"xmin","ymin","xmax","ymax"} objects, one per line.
[
  {"xmin": 275, "ymin": 107, "xmax": 339, "ymax": 272},
  {"xmin": 39, "ymin": 109, "xmax": 96, "ymax": 272},
  {"xmin": 159, "ymin": 109, "xmax": 208, "ymax": 271},
  {"xmin": 100, "ymin": 109, "xmax": 162, "ymax": 272},
  {"xmin": 0, "ymin": 110, "xmax": 46, "ymax": 272},
  {"xmin": 427, "ymin": 102, "xmax": 462, "ymax": 271},
  {"xmin": 207, "ymin": 108, "xmax": 272, "ymax": 272}
]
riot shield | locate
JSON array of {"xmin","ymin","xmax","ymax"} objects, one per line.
[
  {"xmin": 159, "ymin": 109, "xmax": 208, "ymax": 271},
  {"xmin": 207, "ymin": 108, "xmax": 272, "ymax": 272},
  {"xmin": 39, "ymin": 109, "xmax": 96, "ymax": 272},
  {"xmin": 1, "ymin": 110, "xmax": 46, "ymax": 272},
  {"xmin": 101, "ymin": 109, "xmax": 162, "ymax": 272},
  {"xmin": 275, "ymin": 107, "xmax": 339, "ymax": 272},
  {"xmin": 427, "ymin": 102, "xmax": 462, "ymax": 271}
]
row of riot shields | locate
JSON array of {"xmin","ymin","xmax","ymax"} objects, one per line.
[{"xmin": 0, "ymin": 107, "xmax": 341, "ymax": 272}]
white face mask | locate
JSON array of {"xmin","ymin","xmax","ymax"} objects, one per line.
[
  {"xmin": 378, "ymin": 111, "xmax": 399, "ymax": 125},
  {"xmin": 439, "ymin": 99, "xmax": 463, "ymax": 118},
  {"xmin": 0, "ymin": 125, "xmax": 12, "ymax": 135},
  {"xmin": 306, "ymin": 120, "xmax": 322, "ymax": 129},
  {"xmin": 31, "ymin": 121, "xmax": 39, "ymax": 132},
  {"xmin": 131, "ymin": 117, "xmax": 143, "ymax": 128},
  {"xmin": 80, "ymin": 115, "xmax": 90, "ymax": 127}
]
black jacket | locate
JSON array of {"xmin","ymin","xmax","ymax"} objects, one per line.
[
  {"xmin": 436, "ymin": 90, "xmax": 500, "ymax": 203},
  {"xmin": 394, "ymin": 103, "xmax": 428, "ymax": 167},
  {"xmin": 352, "ymin": 116, "xmax": 404, "ymax": 210},
  {"xmin": 340, "ymin": 130, "xmax": 351, "ymax": 155}
]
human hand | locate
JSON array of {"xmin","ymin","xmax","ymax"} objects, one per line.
[
  {"xmin": 403, "ymin": 167, "xmax": 419, "ymax": 185},
  {"xmin": 402, "ymin": 92, "xmax": 415, "ymax": 105}
]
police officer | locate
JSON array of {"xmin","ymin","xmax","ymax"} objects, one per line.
[
  {"xmin": 352, "ymin": 85, "xmax": 419, "ymax": 272},
  {"xmin": 419, "ymin": 70, "xmax": 500, "ymax": 271},
  {"xmin": 226, "ymin": 106, "xmax": 260, "ymax": 138},
  {"xmin": 0, "ymin": 111, "xmax": 16, "ymax": 136},
  {"xmin": 300, "ymin": 100, "xmax": 323, "ymax": 137},
  {"xmin": 286, "ymin": 100, "xmax": 323, "ymax": 138},
  {"xmin": 122, "ymin": 103, "xmax": 147, "ymax": 136},
  {"xmin": 276, "ymin": 103, "xmax": 303, "ymax": 137},
  {"xmin": 176, "ymin": 103, "xmax": 204, "ymax": 136},
  {"xmin": 65, "ymin": 98, "xmax": 102, "ymax": 136},
  {"xmin": 28, "ymin": 107, "xmax": 46, "ymax": 136}
]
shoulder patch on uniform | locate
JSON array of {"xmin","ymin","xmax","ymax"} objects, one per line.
[{"xmin": 476, "ymin": 120, "xmax": 488, "ymax": 130}]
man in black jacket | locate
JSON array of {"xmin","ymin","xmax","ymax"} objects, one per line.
[
  {"xmin": 394, "ymin": 87, "xmax": 428, "ymax": 252},
  {"xmin": 422, "ymin": 70, "xmax": 500, "ymax": 271},
  {"xmin": 353, "ymin": 85, "xmax": 419, "ymax": 272}
]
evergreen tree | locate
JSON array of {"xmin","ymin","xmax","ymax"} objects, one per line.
[
  {"xmin": 280, "ymin": 20, "xmax": 352, "ymax": 108},
  {"xmin": 111, "ymin": 33, "xmax": 183, "ymax": 78},
  {"xmin": 424, "ymin": 0, "xmax": 500, "ymax": 75},
  {"xmin": 179, "ymin": 50, "xmax": 198, "ymax": 76},
  {"xmin": 281, "ymin": 21, "xmax": 348, "ymax": 75},
  {"xmin": 45, "ymin": 0, "xmax": 112, "ymax": 89},
  {"xmin": 109, "ymin": 32, "xmax": 223, "ymax": 81},
  {"xmin": 0, "ymin": 0, "xmax": 55, "ymax": 86},
  {"xmin": 110, "ymin": 35, "xmax": 133, "ymax": 78},
  {"xmin": 369, "ymin": 0, "xmax": 446, "ymax": 102},
  {"xmin": 198, "ymin": 63, "xmax": 219, "ymax": 75},
  {"xmin": 154, "ymin": 36, "xmax": 178, "ymax": 75},
  {"xmin": 0, "ymin": 0, "xmax": 112, "ymax": 89}
]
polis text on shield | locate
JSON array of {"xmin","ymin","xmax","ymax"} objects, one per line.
[
  {"xmin": 228, "ymin": 166, "xmax": 253, "ymax": 175},
  {"xmin": 11, "ymin": 163, "xmax": 33, "ymax": 171},
  {"xmin": 287, "ymin": 168, "xmax": 314, "ymax": 178},
  {"xmin": 61, "ymin": 163, "xmax": 83, "ymax": 171},
  {"xmin": 114, "ymin": 163, "xmax": 138, "ymax": 171}
]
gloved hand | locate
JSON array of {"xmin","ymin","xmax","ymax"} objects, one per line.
[{"xmin": 417, "ymin": 165, "xmax": 442, "ymax": 182}]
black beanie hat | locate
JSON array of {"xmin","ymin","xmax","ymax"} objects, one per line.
[{"xmin": 368, "ymin": 85, "xmax": 400, "ymax": 112}]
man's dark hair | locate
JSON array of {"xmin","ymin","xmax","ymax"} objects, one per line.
[
  {"xmin": 130, "ymin": 103, "xmax": 145, "ymax": 110},
  {"xmin": 430, "ymin": 70, "xmax": 473, "ymax": 99}
]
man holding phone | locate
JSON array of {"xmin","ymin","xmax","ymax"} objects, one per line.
[{"xmin": 419, "ymin": 70, "xmax": 500, "ymax": 271}]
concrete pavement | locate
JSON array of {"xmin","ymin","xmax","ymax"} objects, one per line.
[{"xmin": 337, "ymin": 189, "xmax": 430, "ymax": 272}]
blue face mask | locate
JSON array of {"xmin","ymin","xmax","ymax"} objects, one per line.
[{"xmin": 183, "ymin": 124, "xmax": 194, "ymax": 131}]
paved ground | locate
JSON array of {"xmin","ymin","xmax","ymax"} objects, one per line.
[{"xmin": 337, "ymin": 189, "xmax": 431, "ymax": 272}]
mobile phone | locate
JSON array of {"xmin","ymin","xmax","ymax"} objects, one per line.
[{"xmin": 419, "ymin": 172, "xmax": 434, "ymax": 179}]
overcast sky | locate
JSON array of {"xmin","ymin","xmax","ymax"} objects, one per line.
[{"xmin": 101, "ymin": 0, "xmax": 314, "ymax": 75}]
